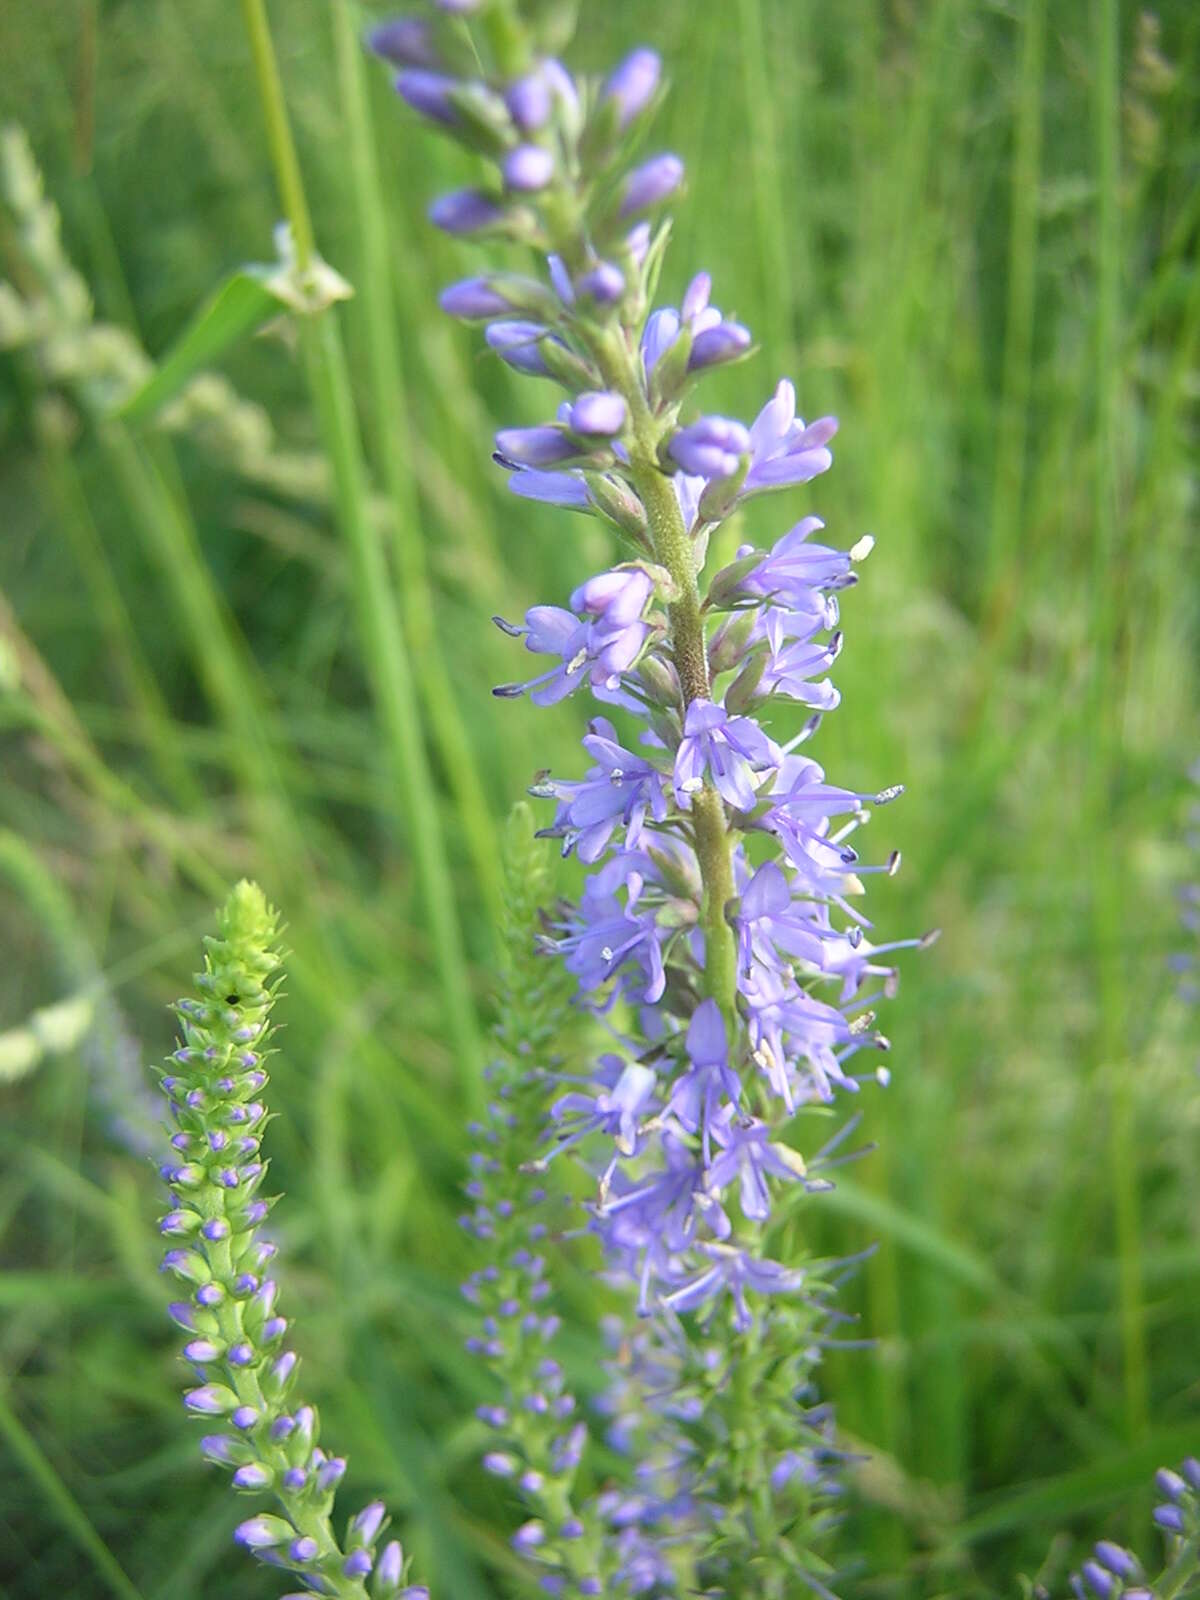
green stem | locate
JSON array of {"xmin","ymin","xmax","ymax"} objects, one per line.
[
  {"xmin": 1157, "ymin": 1534, "xmax": 1200, "ymax": 1600},
  {"xmin": 331, "ymin": 0, "xmax": 504, "ymax": 933},
  {"xmin": 240, "ymin": 0, "xmax": 483, "ymax": 1100},
  {"xmin": 238, "ymin": 0, "xmax": 315, "ymax": 271},
  {"xmin": 593, "ymin": 332, "xmax": 739, "ymax": 1022}
]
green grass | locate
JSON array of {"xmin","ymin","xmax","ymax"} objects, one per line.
[{"xmin": 1, "ymin": 1, "xmax": 1198, "ymax": 1596}]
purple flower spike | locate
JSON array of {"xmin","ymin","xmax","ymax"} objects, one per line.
[
  {"xmin": 429, "ymin": 188, "xmax": 505, "ymax": 236},
  {"xmin": 569, "ymin": 391, "xmax": 626, "ymax": 436},
  {"xmin": 604, "ymin": 48, "xmax": 662, "ymax": 128},
  {"xmin": 485, "ymin": 320, "xmax": 552, "ymax": 375},
  {"xmin": 673, "ymin": 698, "xmax": 782, "ymax": 811},
  {"xmin": 619, "ymin": 153, "xmax": 684, "ymax": 216},
  {"xmin": 689, "ymin": 321, "xmax": 752, "ymax": 370},
  {"xmin": 668, "ymin": 416, "xmax": 750, "ymax": 479},
  {"xmin": 495, "ymin": 426, "xmax": 576, "ymax": 467},
  {"xmin": 503, "ymin": 145, "xmax": 556, "ymax": 192},
  {"xmin": 395, "ymin": 70, "xmax": 458, "ymax": 126}
]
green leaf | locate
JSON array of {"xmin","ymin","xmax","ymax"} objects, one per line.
[{"xmin": 115, "ymin": 267, "xmax": 275, "ymax": 424}]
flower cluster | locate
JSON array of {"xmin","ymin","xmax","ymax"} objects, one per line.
[
  {"xmin": 157, "ymin": 882, "xmax": 426, "ymax": 1600},
  {"xmin": 373, "ymin": 3, "xmax": 926, "ymax": 1592},
  {"xmin": 1069, "ymin": 1458, "xmax": 1200, "ymax": 1599}
]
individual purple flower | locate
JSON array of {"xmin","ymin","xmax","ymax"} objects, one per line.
[
  {"xmin": 641, "ymin": 273, "xmax": 751, "ymax": 382},
  {"xmin": 619, "ymin": 153, "xmax": 684, "ymax": 216},
  {"xmin": 743, "ymin": 379, "xmax": 837, "ymax": 492},
  {"xmin": 735, "ymin": 861, "xmax": 831, "ymax": 977},
  {"xmin": 504, "ymin": 144, "xmax": 556, "ymax": 192},
  {"xmin": 757, "ymin": 632, "xmax": 842, "ymax": 709},
  {"xmin": 485, "ymin": 319, "xmax": 554, "ymax": 375},
  {"xmin": 395, "ymin": 69, "xmax": 458, "ymax": 126},
  {"xmin": 673, "ymin": 698, "xmax": 781, "ymax": 810},
  {"xmin": 706, "ymin": 1117, "xmax": 808, "ymax": 1222},
  {"xmin": 550, "ymin": 1057, "xmax": 657, "ymax": 1164},
  {"xmin": 664, "ymin": 1000, "xmax": 741, "ymax": 1159},
  {"xmin": 538, "ymin": 718, "xmax": 669, "ymax": 863},
  {"xmin": 603, "ymin": 48, "xmax": 661, "ymax": 128},
  {"xmin": 569, "ymin": 391, "xmax": 627, "ymax": 436},
  {"xmin": 740, "ymin": 517, "xmax": 861, "ymax": 604},
  {"xmin": 555, "ymin": 864, "xmax": 668, "ymax": 1006},
  {"xmin": 429, "ymin": 187, "xmax": 506, "ymax": 235},
  {"xmin": 661, "ymin": 1242, "xmax": 807, "ymax": 1331},
  {"xmin": 495, "ymin": 567, "xmax": 653, "ymax": 706}
]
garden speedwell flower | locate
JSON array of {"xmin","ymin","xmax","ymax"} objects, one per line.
[
  {"xmin": 373, "ymin": 3, "xmax": 930, "ymax": 1593},
  {"xmin": 156, "ymin": 883, "xmax": 426, "ymax": 1600}
]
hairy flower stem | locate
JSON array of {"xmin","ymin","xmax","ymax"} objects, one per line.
[
  {"xmin": 593, "ymin": 331, "xmax": 739, "ymax": 1021},
  {"xmin": 1158, "ymin": 1536, "xmax": 1200, "ymax": 1600}
]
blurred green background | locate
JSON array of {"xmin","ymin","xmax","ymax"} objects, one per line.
[{"xmin": 1, "ymin": 1, "xmax": 1197, "ymax": 1596}]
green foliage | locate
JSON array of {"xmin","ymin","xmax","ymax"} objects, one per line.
[{"xmin": 0, "ymin": 2, "xmax": 1197, "ymax": 1598}]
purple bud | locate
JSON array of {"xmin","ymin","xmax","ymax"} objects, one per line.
[
  {"xmin": 503, "ymin": 145, "xmax": 555, "ymax": 192},
  {"xmin": 396, "ymin": 70, "xmax": 458, "ymax": 126},
  {"xmin": 184, "ymin": 1384, "xmax": 233, "ymax": 1416},
  {"xmin": 200, "ymin": 1435, "xmax": 236, "ymax": 1464},
  {"xmin": 668, "ymin": 416, "xmax": 750, "ymax": 478},
  {"xmin": 159, "ymin": 1211, "xmax": 195, "ymax": 1237},
  {"xmin": 183, "ymin": 1338, "xmax": 223, "ymax": 1364},
  {"xmin": 234, "ymin": 1515, "xmax": 289, "ymax": 1551},
  {"xmin": 317, "ymin": 1456, "xmax": 347, "ymax": 1492},
  {"xmin": 483, "ymin": 1452, "xmax": 515, "ymax": 1476},
  {"xmin": 201, "ymin": 1217, "xmax": 230, "ymax": 1242},
  {"xmin": 1156, "ymin": 1467, "xmax": 1186, "ymax": 1500},
  {"xmin": 227, "ymin": 1342, "xmax": 255, "ymax": 1367},
  {"xmin": 576, "ymin": 261, "xmax": 625, "ymax": 306},
  {"xmin": 262, "ymin": 1317, "xmax": 287, "ymax": 1343},
  {"xmin": 1184, "ymin": 1457, "xmax": 1200, "ymax": 1489},
  {"xmin": 569, "ymin": 392, "xmax": 626, "ymax": 436},
  {"xmin": 430, "ymin": 189, "xmax": 505, "ymax": 236},
  {"xmin": 1079, "ymin": 1566, "xmax": 1114, "ymax": 1599},
  {"xmin": 283, "ymin": 1467, "xmax": 307, "ymax": 1491},
  {"xmin": 377, "ymin": 1541, "xmax": 404, "ymax": 1587},
  {"xmin": 344, "ymin": 1550, "xmax": 373, "ymax": 1578},
  {"xmin": 207, "ymin": 1131, "xmax": 228, "ymax": 1152},
  {"xmin": 289, "ymin": 1536, "xmax": 319, "ymax": 1563},
  {"xmin": 512, "ymin": 1520, "xmax": 545, "ymax": 1552},
  {"xmin": 167, "ymin": 1301, "xmax": 196, "ymax": 1332},
  {"xmin": 495, "ymin": 426, "xmax": 576, "ymax": 467},
  {"xmin": 1154, "ymin": 1504, "xmax": 1186, "ymax": 1533},
  {"xmin": 1094, "ymin": 1543, "xmax": 1138, "ymax": 1578},
  {"xmin": 232, "ymin": 1405, "xmax": 260, "ymax": 1430},
  {"xmin": 619, "ymin": 153, "xmax": 684, "ymax": 217},
  {"xmin": 689, "ymin": 322, "xmax": 753, "ymax": 370},
  {"xmin": 232, "ymin": 1463, "xmax": 271, "ymax": 1491},
  {"xmin": 270, "ymin": 1414, "xmax": 296, "ymax": 1441},
  {"xmin": 603, "ymin": 49, "xmax": 661, "ymax": 128},
  {"xmin": 269, "ymin": 1351, "xmax": 297, "ymax": 1390},
  {"xmin": 352, "ymin": 1501, "xmax": 387, "ymax": 1545},
  {"xmin": 580, "ymin": 1582, "xmax": 602, "ymax": 1596},
  {"xmin": 195, "ymin": 1283, "xmax": 224, "ymax": 1308},
  {"xmin": 485, "ymin": 320, "xmax": 551, "ymax": 375},
  {"xmin": 367, "ymin": 19, "xmax": 437, "ymax": 69},
  {"xmin": 440, "ymin": 277, "xmax": 513, "ymax": 320},
  {"xmin": 475, "ymin": 1405, "xmax": 508, "ymax": 1428},
  {"xmin": 507, "ymin": 70, "xmax": 552, "ymax": 132}
]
